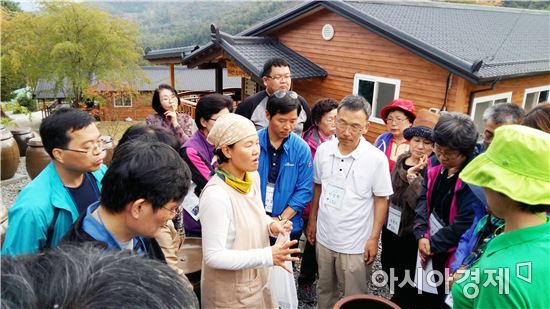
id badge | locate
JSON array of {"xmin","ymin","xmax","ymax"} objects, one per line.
[
  {"xmin": 265, "ymin": 183, "xmax": 275, "ymax": 213},
  {"xmin": 324, "ymin": 180, "xmax": 345, "ymax": 210},
  {"xmin": 429, "ymin": 213, "xmax": 445, "ymax": 236},
  {"xmin": 387, "ymin": 205, "xmax": 402, "ymax": 235}
]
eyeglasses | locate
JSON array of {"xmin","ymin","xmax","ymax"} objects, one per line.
[
  {"xmin": 386, "ymin": 117, "xmax": 407, "ymax": 124},
  {"xmin": 162, "ymin": 206, "xmax": 178, "ymax": 216},
  {"xmin": 59, "ymin": 137, "xmax": 112, "ymax": 154},
  {"xmin": 208, "ymin": 116, "xmax": 220, "ymax": 122},
  {"xmin": 272, "ymin": 90, "xmax": 298, "ymax": 100},
  {"xmin": 433, "ymin": 144, "xmax": 462, "ymax": 160},
  {"xmin": 335, "ymin": 119, "xmax": 364, "ymax": 134},
  {"xmin": 266, "ymin": 74, "xmax": 292, "ymax": 82}
]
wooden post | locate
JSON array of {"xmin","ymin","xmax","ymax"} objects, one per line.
[
  {"xmin": 169, "ymin": 64, "xmax": 175, "ymax": 88},
  {"xmin": 215, "ymin": 65, "xmax": 223, "ymax": 94}
]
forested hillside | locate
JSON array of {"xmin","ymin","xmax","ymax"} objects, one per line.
[{"xmin": 95, "ymin": 1, "xmax": 300, "ymax": 50}]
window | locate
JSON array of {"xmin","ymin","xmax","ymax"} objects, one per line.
[
  {"xmin": 523, "ymin": 85, "xmax": 549, "ymax": 112},
  {"xmin": 471, "ymin": 92, "xmax": 512, "ymax": 134},
  {"xmin": 113, "ymin": 95, "xmax": 132, "ymax": 107},
  {"xmin": 352, "ymin": 74, "xmax": 400, "ymax": 123}
]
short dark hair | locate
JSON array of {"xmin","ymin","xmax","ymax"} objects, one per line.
[
  {"xmin": 482, "ymin": 103, "xmax": 524, "ymax": 125},
  {"xmin": 118, "ymin": 125, "xmax": 179, "ymax": 151},
  {"xmin": 0, "ymin": 243, "xmax": 199, "ymax": 309},
  {"xmin": 152, "ymin": 84, "xmax": 180, "ymax": 115},
  {"xmin": 522, "ymin": 102, "xmax": 550, "ymax": 133},
  {"xmin": 214, "ymin": 145, "xmax": 234, "ymax": 164},
  {"xmin": 100, "ymin": 141, "xmax": 191, "ymax": 213},
  {"xmin": 338, "ymin": 95, "xmax": 371, "ymax": 119},
  {"xmin": 433, "ymin": 112, "xmax": 478, "ymax": 156},
  {"xmin": 311, "ymin": 98, "xmax": 338, "ymax": 126},
  {"xmin": 195, "ymin": 94, "xmax": 233, "ymax": 130},
  {"xmin": 261, "ymin": 57, "xmax": 290, "ymax": 78},
  {"xmin": 39, "ymin": 108, "xmax": 95, "ymax": 158},
  {"xmin": 266, "ymin": 94, "xmax": 301, "ymax": 117}
]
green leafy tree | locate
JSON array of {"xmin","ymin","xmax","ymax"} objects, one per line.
[
  {"xmin": 0, "ymin": 0, "xmax": 20, "ymax": 12},
  {"xmin": 2, "ymin": 2, "xmax": 145, "ymax": 105}
]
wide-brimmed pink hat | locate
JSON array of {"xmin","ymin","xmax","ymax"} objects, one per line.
[{"xmin": 380, "ymin": 99, "xmax": 416, "ymax": 123}]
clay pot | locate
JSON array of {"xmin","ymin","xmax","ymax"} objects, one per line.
[
  {"xmin": 1, "ymin": 126, "xmax": 20, "ymax": 180},
  {"xmin": 10, "ymin": 127, "xmax": 34, "ymax": 157},
  {"xmin": 26, "ymin": 137, "xmax": 51, "ymax": 179}
]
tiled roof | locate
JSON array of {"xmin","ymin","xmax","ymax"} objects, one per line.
[
  {"xmin": 342, "ymin": 1, "xmax": 550, "ymax": 81},
  {"xmin": 143, "ymin": 45, "xmax": 200, "ymax": 61},
  {"xmin": 34, "ymin": 78, "xmax": 70, "ymax": 99},
  {"xmin": 182, "ymin": 26, "xmax": 327, "ymax": 83},
  {"xmin": 238, "ymin": 0, "xmax": 550, "ymax": 83},
  {"xmin": 34, "ymin": 66, "xmax": 241, "ymax": 98}
]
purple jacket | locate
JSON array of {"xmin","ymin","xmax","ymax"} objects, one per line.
[{"xmin": 180, "ymin": 130, "xmax": 215, "ymax": 234}]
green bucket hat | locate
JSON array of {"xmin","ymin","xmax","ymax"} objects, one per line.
[{"xmin": 460, "ymin": 125, "xmax": 550, "ymax": 205}]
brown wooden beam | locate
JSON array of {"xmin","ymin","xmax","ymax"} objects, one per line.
[{"xmin": 169, "ymin": 64, "xmax": 175, "ymax": 88}]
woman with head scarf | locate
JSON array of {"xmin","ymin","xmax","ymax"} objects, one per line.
[
  {"xmin": 374, "ymin": 99, "xmax": 416, "ymax": 172},
  {"xmin": 380, "ymin": 110, "xmax": 439, "ymax": 307},
  {"xmin": 451, "ymin": 125, "xmax": 550, "ymax": 308},
  {"xmin": 199, "ymin": 113, "xmax": 300, "ymax": 308},
  {"xmin": 146, "ymin": 84, "xmax": 194, "ymax": 146}
]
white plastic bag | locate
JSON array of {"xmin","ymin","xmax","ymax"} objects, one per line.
[{"xmin": 269, "ymin": 232, "xmax": 298, "ymax": 309}]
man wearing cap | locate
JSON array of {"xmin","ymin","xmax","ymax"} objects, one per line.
[
  {"xmin": 452, "ymin": 125, "xmax": 550, "ymax": 308},
  {"xmin": 235, "ymin": 57, "xmax": 312, "ymax": 135},
  {"xmin": 308, "ymin": 95, "xmax": 393, "ymax": 308},
  {"xmin": 374, "ymin": 99, "xmax": 416, "ymax": 172},
  {"xmin": 257, "ymin": 90, "xmax": 313, "ymax": 243}
]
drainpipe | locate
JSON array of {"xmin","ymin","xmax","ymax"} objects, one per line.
[{"xmin": 440, "ymin": 72, "xmax": 454, "ymax": 111}]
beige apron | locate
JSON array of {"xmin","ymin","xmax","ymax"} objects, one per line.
[{"xmin": 201, "ymin": 171, "xmax": 276, "ymax": 309}]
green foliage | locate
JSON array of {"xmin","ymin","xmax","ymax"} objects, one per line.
[
  {"xmin": 1, "ymin": 2, "xmax": 146, "ymax": 104},
  {"xmin": 94, "ymin": 1, "xmax": 300, "ymax": 49},
  {"xmin": 11, "ymin": 103, "xmax": 29, "ymax": 115},
  {"xmin": 0, "ymin": 0, "xmax": 20, "ymax": 12},
  {"xmin": 16, "ymin": 95, "xmax": 36, "ymax": 112},
  {"xmin": 501, "ymin": 1, "xmax": 550, "ymax": 10}
]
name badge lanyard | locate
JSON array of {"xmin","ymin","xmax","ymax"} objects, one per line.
[{"xmin": 324, "ymin": 156, "xmax": 355, "ymax": 210}]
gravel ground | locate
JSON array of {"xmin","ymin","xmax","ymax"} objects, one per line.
[
  {"xmin": 1, "ymin": 157, "xmax": 31, "ymax": 208},
  {"xmin": 294, "ymin": 238, "xmax": 391, "ymax": 308}
]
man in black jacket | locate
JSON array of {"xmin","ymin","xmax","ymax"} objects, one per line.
[
  {"xmin": 235, "ymin": 57, "xmax": 312, "ymax": 135},
  {"xmin": 62, "ymin": 141, "xmax": 191, "ymax": 262}
]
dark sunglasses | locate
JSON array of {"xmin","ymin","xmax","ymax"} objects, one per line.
[{"xmin": 272, "ymin": 90, "xmax": 298, "ymax": 100}]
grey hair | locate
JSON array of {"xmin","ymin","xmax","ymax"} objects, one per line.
[
  {"xmin": 433, "ymin": 112, "xmax": 478, "ymax": 156},
  {"xmin": 482, "ymin": 103, "xmax": 524, "ymax": 125},
  {"xmin": 338, "ymin": 95, "xmax": 372, "ymax": 119},
  {"xmin": 1, "ymin": 244, "xmax": 199, "ymax": 309}
]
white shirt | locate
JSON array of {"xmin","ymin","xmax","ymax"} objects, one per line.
[
  {"xmin": 314, "ymin": 137, "xmax": 393, "ymax": 254},
  {"xmin": 199, "ymin": 185, "xmax": 274, "ymax": 270}
]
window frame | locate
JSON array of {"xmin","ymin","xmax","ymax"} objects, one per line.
[
  {"xmin": 523, "ymin": 85, "xmax": 550, "ymax": 110},
  {"xmin": 352, "ymin": 73, "xmax": 401, "ymax": 124},
  {"xmin": 113, "ymin": 94, "xmax": 133, "ymax": 108},
  {"xmin": 471, "ymin": 92, "xmax": 512, "ymax": 120}
]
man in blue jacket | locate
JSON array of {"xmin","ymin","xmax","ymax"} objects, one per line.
[
  {"xmin": 2, "ymin": 108, "xmax": 107, "ymax": 256},
  {"xmin": 258, "ymin": 90, "xmax": 313, "ymax": 241}
]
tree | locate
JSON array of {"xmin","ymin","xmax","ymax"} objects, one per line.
[
  {"xmin": 1, "ymin": 2, "xmax": 145, "ymax": 104},
  {"xmin": 0, "ymin": 0, "xmax": 20, "ymax": 13}
]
